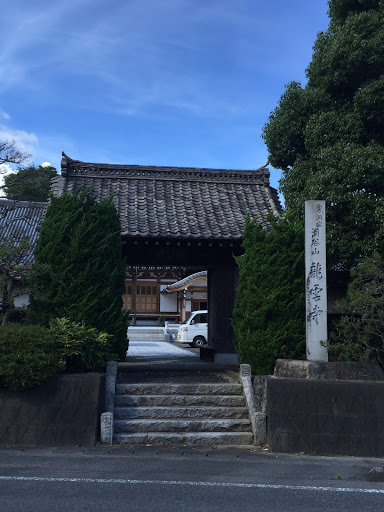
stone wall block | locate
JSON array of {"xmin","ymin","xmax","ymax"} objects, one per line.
[
  {"xmin": 0, "ymin": 373, "xmax": 104, "ymax": 447},
  {"xmin": 267, "ymin": 378, "xmax": 384, "ymax": 457},
  {"xmin": 252, "ymin": 376, "xmax": 270, "ymax": 413}
]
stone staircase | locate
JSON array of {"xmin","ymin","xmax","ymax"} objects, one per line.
[
  {"xmin": 127, "ymin": 327, "xmax": 165, "ymax": 342},
  {"xmin": 113, "ymin": 373, "xmax": 253, "ymax": 446}
]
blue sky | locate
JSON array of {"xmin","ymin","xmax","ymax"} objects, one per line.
[{"xmin": 0, "ymin": 0, "xmax": 330, "ymax": 192}]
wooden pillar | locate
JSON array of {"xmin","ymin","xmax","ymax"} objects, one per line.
[
  {"xmin": 208, "ymin": 259, "xmax": 239, "ymax": 363},
  {"xmin": 133, "ymin": 267, "xmax": 137, "ymax": 325}
]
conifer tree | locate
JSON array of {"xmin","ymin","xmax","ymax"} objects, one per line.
[
  {"xmin": 232, "ymin": 214, "xmax": 305, "ymax": 374},
  {"xmin": 30, "ymin": 190, "xmax": 128, "ymax": 359}
]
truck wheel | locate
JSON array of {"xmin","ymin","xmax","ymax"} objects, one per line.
[{"xmin": 192, "ymin": 336, "xmax": 206, "ymax": 348}]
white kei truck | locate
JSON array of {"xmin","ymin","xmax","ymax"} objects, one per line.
[{"xmin": 176, "ymin": 310, "xmax": 208, "ymax": 347}]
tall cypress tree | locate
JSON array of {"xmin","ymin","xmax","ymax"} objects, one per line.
[
  {"xmin": 232, "ymin": 214, "xmax": 305, "ymax": 375},
  {"xmin": 30, "ymin": 190, "xmax": 128, "ymax": 359}
]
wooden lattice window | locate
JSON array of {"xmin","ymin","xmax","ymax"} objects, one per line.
[
  {"xmin": 122, "ymin": 283, "xmax": 133, "ymax": 311},
  {"xmin": 136, "ymin": 283, "xmax": 158, "ymax": 313}
]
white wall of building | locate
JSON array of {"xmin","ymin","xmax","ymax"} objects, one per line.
[
  {"xmin": 191, "ymin": 277, "xmax": 207, "ymax": 287},
  {"xmin": 159, "ymin": 285, "xmax": 178, "ymax": 312}
]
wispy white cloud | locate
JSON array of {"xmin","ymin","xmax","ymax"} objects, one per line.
[
  {"xmin": 0, "ymin": 164, "xmax": 16, "ymax": 190},
  {"xmin": 0, "ymin": 125, "xmax": 38, "ymax": 158},
  {"xmin": 0, "ymin": 125, "xmax": 35, "ymax": 188},
  {"xmin": 0, "ymin": 0, "xmax": 276, "ymax": 117},
  {"xmin": 0, "ymin": 109, "xmax": 10, "ymax": 120},
  {"xmin": 0, "ymin": 124, "xmax": 75, "ymax": 172},
  {"xmin": 0, "ymin": 163, "xmax": 15, "ymax": 175},
  {"xmin": 0, "ymin": 0, "xmax": 329, "ymax": 177}
]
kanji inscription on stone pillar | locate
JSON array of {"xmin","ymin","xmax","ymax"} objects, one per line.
[{"xmin": 305, "ymin": 200, "xmax": 328, "ymax": 362}]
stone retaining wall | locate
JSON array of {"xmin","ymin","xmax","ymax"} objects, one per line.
[
  {"xmin": 0, "ymin": 373, "xmax": 105, "ymax": 446},
  {"xmin": 266, "ymin": 378, "xmax": 384, "ymax": 457}
]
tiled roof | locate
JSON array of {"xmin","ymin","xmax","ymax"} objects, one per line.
[
  {"xmin": 52, "ymin": 153, "xmax": 282, "ymax": 240},
  {"xmin": 0, "ymin": 200, "xmax": 47, "ymax": 263},
  {"xmin": 162, "ymin": 270, "xmax": 207, "ymax": 293}
]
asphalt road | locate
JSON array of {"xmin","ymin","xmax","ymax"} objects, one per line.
[{"xmin": 1, "ymin": 446, "xmax": 384, "ymax": 511}]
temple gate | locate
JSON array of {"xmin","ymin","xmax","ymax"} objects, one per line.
[{"xmin": 53, "ymin": 153, "xmax": 281, "ymax": 362}]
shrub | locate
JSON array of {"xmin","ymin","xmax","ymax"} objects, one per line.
[
  {"xmin": 232, "ymin": 213, "xmax": 306, "ymax": 374},
  {"xmin": 331, "ymin": 254, "xmax": 384, "ymax": 369},
  {"xmin": 51, "ymin": 317, "xmax": 116, "ymax": 372},
  {"xmin": 0, "ymin": 324, "xmax": 60, "ymax": 391}
]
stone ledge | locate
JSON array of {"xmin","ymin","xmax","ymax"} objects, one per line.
[{"xmin": 273, "ymin": 359, "xmax": 384, "ymax": 381}]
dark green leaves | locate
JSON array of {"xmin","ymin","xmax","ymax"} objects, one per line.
[
  {"xmin": 30, "ymin": 190, "xmax": 129, "ymax": 359},
  {"xmin": 232, "ymin": 214, "xmax": 305, "ymax": 375},
  {"xmin": 3, "ymin": 165, "xmax": 57, "ymax": 202},
  {"xmin": 331, "ymin": 253, "xmax": 384, "ymax": 368},
  {"xmin": 263, "ymin": 1, "xmax": 384, "ymax": 268}
]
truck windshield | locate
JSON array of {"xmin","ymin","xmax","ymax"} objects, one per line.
[{"xmin": 182, "ymin": 313, "xmax": 194, "ymax": 325}]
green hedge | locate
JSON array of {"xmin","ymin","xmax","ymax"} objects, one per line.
[
  {"xmin": 232, "ymin": 213, "xmax": 306, "ymax": 375},
  {"xmin": 0, "ymin": 324, "xmax": 60, "ymax": 391},
  {"xmin": 50, "ymin": 317, "xmax": 116, "ymax": 372},
  {"xmin": 331, "ymin": 254, "xmax": 384, "ymax": 369},
  {"xmin": 0, "ymin": 319, "xmax": 118, "ymax": 391}
]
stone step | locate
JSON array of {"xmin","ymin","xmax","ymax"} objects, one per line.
[
  {"xmin": 113, "ymin": 432, "xmax": 254, "ymax": 446},
  {"xmin": 128, "ymin": 333, "xmax": 165, "ymax": 343},
  {"xmin": 114, "ymin": 406, "xmax": 249, "ymax": 420},
  {"xmin": 114, "ymin": 418, "xmax": 251, "ymax": 433},
  {"xmin": 128, "ymin": 328, "xmax": 165, "ymax": 338},
  {"xmin": 116, "ymin": 383, "xmax": 243, "ymax": 396},
  {"xmin": 114, "ymin": 394, "xmax": 246, "ymax": 407},
  {"xmin": 128, "ymin": 328, "xmax": 165, "ymax": 332},
  {"xmin": 128, "ymin": 333, "xmax": 165, "ymax": 335}
]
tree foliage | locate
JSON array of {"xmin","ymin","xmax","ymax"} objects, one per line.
[
  {"xmin": 29, "ymin": 190, "xmax": 129, "ymax": 359},
  {"xmin": 331, "ymin": 253, "xmax": 384, "ymax": 368},
  {"xmin": 3, "ymin": 165, "xmax": 58, "ymax": 202},
  {"xmin": 262, "ymin": 0, "xmax": 384, "ymax": 267},
  {"xmin": 0, "ymin": 323, "xmax": 59, "ymax": 391},
  {"xmin": 50, "ymin": 317, "xmax": 116, "ymax": 373},
  {"xmin": 232, "ymin": 213, "xmax": 306, "ymax": 375}
]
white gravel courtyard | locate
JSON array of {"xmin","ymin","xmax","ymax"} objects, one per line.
[{"xmin": 127, "ymin": 341, "xmax": 198, "ymax": 358}]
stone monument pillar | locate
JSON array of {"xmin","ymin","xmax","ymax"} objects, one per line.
[{"xmin": 305, "ymin": 200, "xmax": 328, "ymax": 362}]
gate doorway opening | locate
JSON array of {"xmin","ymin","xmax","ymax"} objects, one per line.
[{"xmin": 122, "ymin": 266, "xmax": 207, "ymax": 326}]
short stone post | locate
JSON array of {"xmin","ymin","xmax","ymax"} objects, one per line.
[
  {"xmin": 100, "ymin": 412, "xmax": 113, "ymax": 444},
  {"xmin": 305, "ymin": 200, "xmax": 328, "ymax": 362},
  {"xmin": 105, "ymin": 361, "xmax": 117, "ymax": 413},
  {"xmin": 101, "ymin": 361, "xmax": 117, "ymax": 444},
  {"xmin": 240, "ymin": 364, "xmax": 266, "ymax": 445}
]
